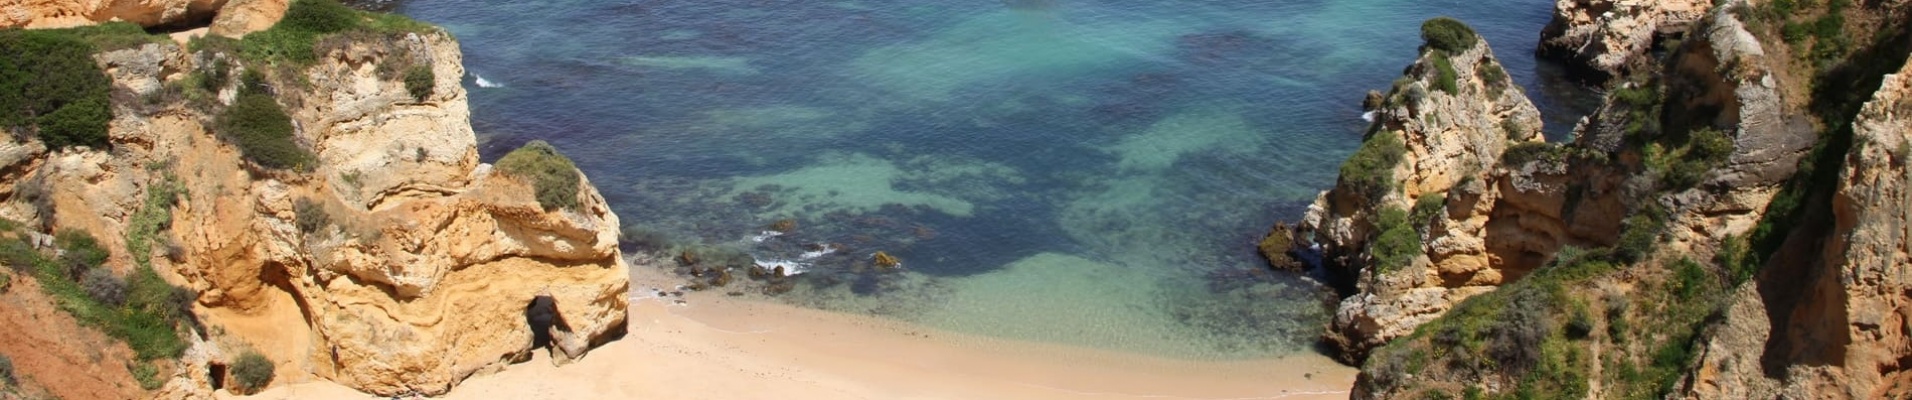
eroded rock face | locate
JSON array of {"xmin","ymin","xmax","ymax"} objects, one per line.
[
  {"xmin": 1682, "ymin": 52, "xmax": 1912, "ymax": 400},
  {"xmin": 1538, "ymin": 0, "xmax": 1713, "ymax": 83},
  {"xmin": 1654, "ymin": 6, "xmax": 1812, "ymax": 258},
  {"xmin": 8, "ymin": 32, "xmax": 628, "ymax": 397},
  {"xmin": 1, "ymin": 0, "xmax": 225, "ymax": 29},
  {"xmin": 1302, "ymin": 35, "xmax": 1547, "ymax": 362}
]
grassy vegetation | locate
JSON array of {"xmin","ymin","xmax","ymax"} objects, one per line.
[
  {"xmin": 1421, "ymin": 17, "xmax": 1479, "ymax": 54},
  {"xmin": 217, "ymin": 93, "xmax": 314, "ymax": 170},
  {"xmin": 1365, "ymin": 240, "xmax": 1728, "ymax": 399},
  {"xmin": 1339, "ymin": 130, "xmax": 1406, "ymax": 201},
  {"xmin": 235, "ymin": 0, "xmax": 436, "ymax": 66},
  {"xmin": 125, "ymin": 177, "xmax": 183, "ymax": 269},
  {"xmin": 1370, "ymin": 206, "xmax": 1421, "ymax": 274},
  {"xmin": 0, "ymin": 227, "xmax": 191, "ymax": 361},
  {"xmin": 1430, "ymin": 51, "xmax": 1460, "ymax": 95},
  {"xmin": 496, "ymin": 140, "xmax": 582, "ymax": 211},
  {"xmin": 0, "ymin": 29, "xmax": 114, "ymax": 151}
]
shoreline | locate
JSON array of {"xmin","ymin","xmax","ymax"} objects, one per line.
[{"xmin": 237, "ymin": 267, "xmax": 1356, "ymax": 399}]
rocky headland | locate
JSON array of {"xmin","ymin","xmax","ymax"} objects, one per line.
[
  {"xmin": 1276, "ymin": 0, "xmax": 1912, "ymax": 397},
  {"xmin": 0, "ymin": 0, "xmax": 628, "ymax": 398}
]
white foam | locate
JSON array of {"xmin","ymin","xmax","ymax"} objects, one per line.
[
  {"xmin": 1360, "ymin": 110, "xmax": 1376, "ymax": 122},
  {"xmin": 474, "ymin": 73, "xmax": 504, "ymax": 88},
  {"xmin": 752, "ymin": 258, "xmax": 809, "ymax": 276},
  {"xmin": 798, "ymin": 243, "xmax": 837, "ymax": 260},
  {"xmin": 748, "ymin": 230, "xmax": 784, "ymax": 243}
]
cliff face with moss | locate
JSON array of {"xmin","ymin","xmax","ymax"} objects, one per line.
[
  {"xmin": 1283, "ymin": 0, "xmax": 1912, "ymax": 398},
  {"xmin": 0, "ymin": 2, "xmax": 627, "ymax": 398}
]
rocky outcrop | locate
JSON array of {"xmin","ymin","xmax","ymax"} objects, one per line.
[
  {"xmin": 1, "ymin": 0, "xmax": 225, "ymax": 29},
  {"xmin": 1681, "ymin": 52, "xmax": 1912, "ymax": 400},
  {"xmin": 2, "ymin": 0, "xmax": 283, "ymax": 37},
  {"xmin": 4, "ymin": 29, "xmax": 628, "ymax": 397},
  {"xmin": 1302, "ymin": 32, "xmax": 1547, "ymax": 362},
  {"xmin": 1538, "ymin": 0, "xmax": 1713, "ymax": 83},
  {"xmin": 1654, "ymin": 6, "xmax": 1814, "ymax": 257}
]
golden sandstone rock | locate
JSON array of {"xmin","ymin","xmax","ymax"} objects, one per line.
[{"xmin": 10, "ymin": 27, "xmax": 627, "ymax": 397}]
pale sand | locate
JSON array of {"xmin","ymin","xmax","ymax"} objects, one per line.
[{"xmin": 238, "ymin": 269, "xmax": 1356, "ymax": 400}]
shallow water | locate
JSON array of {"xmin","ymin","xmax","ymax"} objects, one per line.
[{"xmin": 398, "ymin": 0, "xmax": 1596, "ymax": 359}]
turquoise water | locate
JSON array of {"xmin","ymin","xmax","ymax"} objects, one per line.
[{"xmin": 397, "ymin": 0, "xmax": 1594, "ymax": 359}]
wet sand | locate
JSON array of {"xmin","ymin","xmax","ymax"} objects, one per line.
[{"xmin": 239, "ymin": 268, "xmax": 1356, "ymax": 400}]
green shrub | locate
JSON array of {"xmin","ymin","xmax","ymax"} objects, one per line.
[
  {"xmin": 1614, "ymin": 206, "xmax": 1668, "ymax": 264},
  {"xmin": 1502, "ymin": 142, "xmax": 1566, "ymax": 166},
  {"xmin": 496, "ymin": 140, "xmax": 582, "ymax": 211},
  {"xmin": 1411, "ymin": 194, "xmax": 1446, "ymax": 225},
  {"xmin": 1339, "ymin": 131, "xmax": 1407, "ymax": 201},
  {"xmin": 1430, "ymin": 51, "xmax": 1460, "ymax": 95},
  {"xmin": 0, "ymin": 29, "xmax": 114, "ymax": 151},
  {"xmin": 1662, "ymin": 128, "xmax": 1734, "ymax": 189},
  {"xmin": 403, "ymin": 66, "xmax": 434, "ymax": 102},
  {"xmin": 232, "ymin": 351, "xmax": 275, "ymax": 394},
  {"xmin": 218, "ymin": 94, "xmax": 313, "ymax": 170},
  {"xmin": 82, "ymin": 267, "xmax": 127, "ymax": 306},
  {"xmin": 1371, "ymin": 206, "xmax": 1422, "ymax": 274},
  {"xmin": 55, "ymin": 229, "xmax": 109, "ymax": 279},
  {"xmin": 281, "ymin": 0, "xmax": 358, "ymax": 34},
  {"xmin": 0, "ymin": 239, "xmax": 36, "ymax": 273},
  {"xmin": 294, "ymin": 197, "xmax": 331, "ymax": 234},
  {"xmin": 1671, "ymin": 258, "xmax": 1712, "ymax": 300},
  {"xmin": 0, "ymin": 353, "xmax": 11, "ymax": 386},
  {"xmin": 1420, "ymin": 17, "xmax": 1479, "ymax": 53}
]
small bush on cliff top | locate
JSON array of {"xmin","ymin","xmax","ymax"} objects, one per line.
[
  {"xmin": 1421, "ymin": 17, "xmax": 1479, "ymax": 53},
  {"xmin": 232, "ymin": 351, "xmax": 275, "ymax": 394},
  {"xmin": 497, "ymin": 140, "xmax": 582, "ymax": 211},
  {"xmin": 218, "ymin": 94, "xmax": 314, "ymax": 170},
  {"xmin": 0, "ymin": 29, "xmax": 114, "ymax": 151},
  {"xmin": 1340, "ymin": 130, "xmax": 1407, "ymax": 201}
]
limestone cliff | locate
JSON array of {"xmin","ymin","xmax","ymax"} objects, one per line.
[
  {"xmin": 2, "ymin": 19, "xmax": 628, "ymax": 398},
  {"xmin": 1298, "ymin": 0, "xmax": 1912, "ymax": 398},
  {"xmin": 1682, "ymin": 51, "xmax": 1912, "ymax": 400},
  {"xmin": 1299, "ymin": 25, "xmax": 1546, "ymax": 362},
  {"xmin": 1538, "ymin": 0, "xmax": 1713, "ymax": 83}
]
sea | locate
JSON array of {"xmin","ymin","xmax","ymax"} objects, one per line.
[{"xmin": 394, "ymin": 0, "xmax": 1598, "ymax": 359}]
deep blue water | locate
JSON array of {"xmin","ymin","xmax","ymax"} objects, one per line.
[{"xmin": 397, "ymin": 0, "xmax": 1595, "ymax": 358}]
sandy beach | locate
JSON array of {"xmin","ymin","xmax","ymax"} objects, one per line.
[{"xmin": 237, "ymin": 268, "xmax": 1357, "ymax": 400}]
